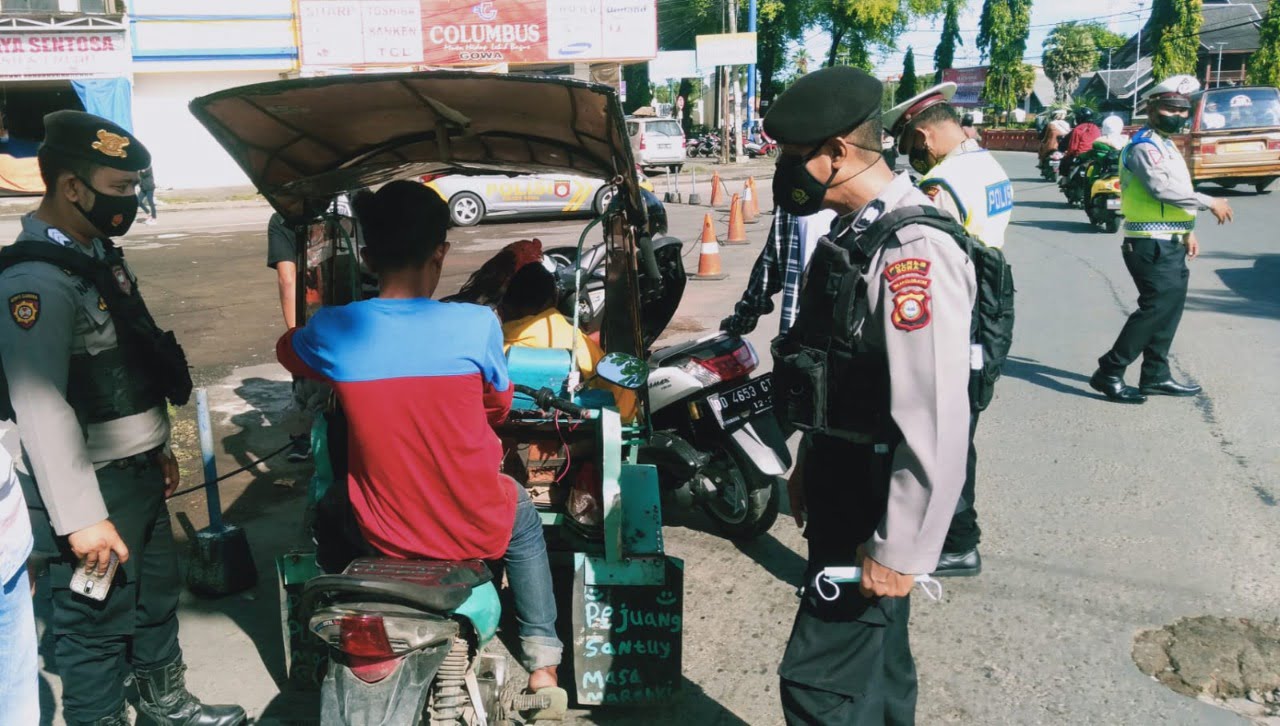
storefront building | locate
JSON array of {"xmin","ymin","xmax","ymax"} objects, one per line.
[
  {"xmin": 129, "ymin": 0, "xmax": 297, "ymax": 189},
  {"xmin": 1, "ymin": 0, "xmax": 131, "ymax": 194}
]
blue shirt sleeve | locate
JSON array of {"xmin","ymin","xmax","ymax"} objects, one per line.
[{"xmin": 481, "ymin": 310, "xmax": 511, "ymax": 393}]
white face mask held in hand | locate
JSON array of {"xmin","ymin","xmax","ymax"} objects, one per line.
[{"xmin": 809, "ymin": 566, "xmax": 944, "ymax": 602}]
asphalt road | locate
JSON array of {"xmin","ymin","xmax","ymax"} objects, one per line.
[{"xmin": 7, "ymin": 152, "xmax": 1278, "ymax": 725}]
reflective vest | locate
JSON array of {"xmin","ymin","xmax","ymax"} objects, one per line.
[
  {"xmin": 920, "ymin": 144, "xmax": 1014, "ymax": 249},
  {"xmin": 1120, "ymin": 127, "xmax": 1196, "ymax": 238}
]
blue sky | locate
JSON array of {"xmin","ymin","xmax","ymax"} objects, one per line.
[{"xmin": 799, "ymin": 0, "xmax": 1152, "ymax": 79}]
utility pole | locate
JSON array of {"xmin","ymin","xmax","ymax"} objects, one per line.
[
  {"xmin": 746, "ymin": 0, "xmax": 757, "ymax": 131},
  {"xmin": 1132, "ymin": 2, "xmax": 1145, "ymax": 122},
  {"xmin": 725, "ymin": 0, "xmax": 743, "ymax": 164},
  {"xmin": 1215, "ymin": 42, "xmax": 1226, "ymax": 88}
]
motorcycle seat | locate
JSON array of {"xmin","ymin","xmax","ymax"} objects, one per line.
[
  {"xmin": 650, "ymin": 333, "xmax": 727, "ymax": 366},
  {"xmin": 302, "ymin": 558, "xmax": 493, "ymax": 614}
]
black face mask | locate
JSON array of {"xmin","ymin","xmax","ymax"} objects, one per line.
[
  {"xmin": 908, "ymin": 143, "xmax": 933, "ymax": 175},
  {"xmin": 74, "ymin": 177, "xmax": 139, "ymax": 238},
  {"xmin": 1152, "ymin": 109, "xmax": 1189, "ymax": 135},
  {"xmin": 773, "ymin": 142, "xmax": 882, "ymax": 217}
]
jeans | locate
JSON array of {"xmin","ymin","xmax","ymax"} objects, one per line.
[
  {"xmin": 138, "ymin": 189, "xmax": 157, "ymax": 218},
  {"xmin": 504, "ymin": 479, "xmax": 563, "ymax": 671},
  {"xmin": 0, "ymin": 563, "xmax": 39, "ymax": 726}
]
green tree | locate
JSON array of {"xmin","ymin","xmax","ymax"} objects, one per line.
[
  {"xmin": 1043, "ymin": 21, "xmax": 1129, "ymax": 104},
  {"xmin": 818, "ymin": 0, "xmax": 946, "ymax": 69},
  {"xmin": 757, "ymin": 0, "xmax": 818, "ymax": 107},
  {"xmin": 623, "ymin": 63, "xmax": 654, "ymax": 113},
  {"xmin": 976, "ymin": 0, "xmax": 1034, "ymax": 115},
  {"xmin": 933, "ymin": 0, "xmax": 964, "ymax": 83},
  {"xmin": 897, "ymin": 47, "xmax": 920, "ymax": 102},
  {"xmin": 1248, "ymin": 0, "xmax": 1280, "ymax": 87},
  {"xmin": 1146, "ymin": 0, "xmax": 1203, "ymax": 80}
]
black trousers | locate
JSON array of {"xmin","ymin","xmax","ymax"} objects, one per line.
[
  {"xmin": 1098, "ymin": 238, "xmax": 1190, "ymax": 382},
  {"xmin": 28, "ymin": 456, "xmax": 182, "ymax": 723},
  {"xmin": 942, "ymin": 412, "xmax": 981, "ymax": 553},
  {"xmin": 779, "ymin": 435, "xmax": 917, "ymax": 726}
]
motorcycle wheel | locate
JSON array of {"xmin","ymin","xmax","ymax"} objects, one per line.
[
  {"xmin": 699, "ymin": 449, "xmax": 779, "ymax": 540},
  {"xmin": 687, "ymin": 146, "xmax": 699, "ymax": 159},
  {"xmin": 765, "ymin": 146, "xmax": 778, "ymax": 159},
  {"xmin": 1105, "ymin": 215, "xmax": 1120, "ymax": 234}
]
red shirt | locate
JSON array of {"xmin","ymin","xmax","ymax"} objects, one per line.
[{"xmin": 278, "ymin": 298, "xmax": 515, "ymax": 561}]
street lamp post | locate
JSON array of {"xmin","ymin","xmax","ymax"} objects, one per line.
[
  {"xmin": 1132, "ymin": 2, "xmax": 1145, "ymax": 121},
  {"xmin": 1215, "ymin": 42, "xmax": 1227, "ymax": 88}
]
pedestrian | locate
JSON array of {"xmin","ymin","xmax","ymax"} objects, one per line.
[
  {"xmin": 1091, "ymin": 76, "xmax": 1234, "ymax": 404},
  {"xmin": 0, "ymin": 441, "xmax": 38, "ymax": 726},
  {"xmin": 138, "ymin": 165, "xmax": 158, "ymax": 224},
  {"xmin": 764, "ymin": 67, "xmax": 975, "ymax": 724},
  {"xmin": 719, "ymin": 207, "xmax": 838, "ymax": 338},
  {"xmin": 267, "ymin": 212, "xmax": 316, "ymax": 462},
  {"xmin": 0, "ymin": 110, "xmax": 244, "ymax": 726},
  {"xmin": 882, "ymin": 82, "xmax": 1016, "ymax": 579}
]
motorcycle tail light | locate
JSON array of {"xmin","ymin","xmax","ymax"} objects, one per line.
[
  {"xmin": 694, "ymin": 341, "xmax": 758, "ymax": 381},
  {"xmin": 1268, "ymin": 140, "xmax": 1280, "ymax": 152},
  {"xmin": 678, "ymin": 359, "xmax": 723, "ymax": 386},
  {"xmin": 339, "ymin": 615, "xmax": 394, "ymax": 659},
  {"xmin": 1200, "ymin": 143, "xmax": 1216, "ymax": 156}
]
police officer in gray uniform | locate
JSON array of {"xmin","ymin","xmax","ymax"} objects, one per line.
[
  {"xmin": 0, "ymin": 111, "xmax": 244, "ymax": 726},
  {"xmin": 766, "ymin": 68, "xmax": 975, "ymax": 724}
]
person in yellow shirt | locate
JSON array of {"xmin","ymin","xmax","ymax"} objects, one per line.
[{"xmin": 499, "ymin": 263, "xmax": 638, "ymax": 421}]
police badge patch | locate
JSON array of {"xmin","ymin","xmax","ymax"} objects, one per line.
[
  {"xmin": 891, "ymin": 290, "xmax": 931, "ymax": 331},
  {"xmin": 112, "ymin": 264, "xmax": 132, "ymax": 295},
  {"xmin": 9, "ymin": 293, "xmax": 40, "ymax": 330}
]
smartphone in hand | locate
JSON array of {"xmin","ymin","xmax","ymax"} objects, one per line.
[{"xmin": 69, "ymin": 552, "xmax": 119, "ymax": 602}]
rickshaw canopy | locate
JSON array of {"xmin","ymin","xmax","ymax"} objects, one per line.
[{"xmin": 189, "ymin": 70, "xmax": 644, "ymax": 224}]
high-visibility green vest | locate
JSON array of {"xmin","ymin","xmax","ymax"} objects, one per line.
[{"xmin": 1120, "ymin": 127, "xmax": 1196, "ymax": 237}]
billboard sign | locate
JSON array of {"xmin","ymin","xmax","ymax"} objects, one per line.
[
  {"xmin": 0, "ymin": 32, "xmax": 131, "ymax": 79},
  {"xmin": 695, "ymin": 32, "xmax": 757, "ymax": 68},
  {"xmin": 942, "ymin": 66, "xmax": 989, "ymax": 108},
  {"xmin": 298, "ymin": 0, "xmax": 657, "ymax": 67}
]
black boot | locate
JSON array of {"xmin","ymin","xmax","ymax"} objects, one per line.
[
  {"xmin": 134, "ymin": 660, "xmax": 246, "ymax": 726},
  {"xmin": 70, "ymin": 703, "xmax": 130, "ymax": 726}
]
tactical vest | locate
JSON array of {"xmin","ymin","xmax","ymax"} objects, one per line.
[
  {"xmin": 0, "ymin": 238, "xmax": 193, "ymax": 423},
  {"xmin": 920, "ymin": 147, "xmax": 1014, "ymax": 249},
  {"xmin": 771, "ymin": 206, "xmax": 1015, "ymax": 440},
  {"xmin": 1120, "ymin": 128, "xmax": 1197, "ymax": 238}
]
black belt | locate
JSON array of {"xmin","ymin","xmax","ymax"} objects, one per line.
[{"xmin": 107, "ymin": 445, "xmax": 164, "ymax": 470}]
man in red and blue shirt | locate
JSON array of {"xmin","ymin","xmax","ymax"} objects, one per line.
[{"xmin": 276, "ymin": 180, "xmax": 563, "ymax": 690}]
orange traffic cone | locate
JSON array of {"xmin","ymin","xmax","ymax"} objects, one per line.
[
  {"xmin": 692, "ymin": 214, "xmax": 727, "ymax": 280},
  {"xmin": 746, "ymin": 177, "xmax": 762, "ymax": 217},
  {"xmin": 741, "ymin": 180, "xmax": 759, "ymax": 224},
  {"xmin": 724, "ymin": 195, "xmax": 748, "ymax": 245},
  {"xmin": 709, "ymin": 171, "xmax": 725, "ymax": 207}
]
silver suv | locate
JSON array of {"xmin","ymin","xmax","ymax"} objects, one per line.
[{"xmin": 626, "ymin": 116, "xmax": 685, "ymax": 172}]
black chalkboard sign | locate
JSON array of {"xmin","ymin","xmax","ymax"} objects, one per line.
[{"xmin": 571, "ymin": 558, "xmax": 684, "ymax": 706}]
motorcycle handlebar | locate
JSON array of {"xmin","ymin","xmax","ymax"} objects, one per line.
[{"xmin": 514, "ymin": 384, "xmax": 590, "ymax": 419}]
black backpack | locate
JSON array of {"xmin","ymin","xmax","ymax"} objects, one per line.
[{"xmin": 858, "ymin": 205, "xmax": 1016, "ymax": 412}]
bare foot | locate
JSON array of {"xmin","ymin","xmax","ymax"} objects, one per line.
[{"xmin": 528, "ymin": 665, "xmax": 558, "ymax": 691}]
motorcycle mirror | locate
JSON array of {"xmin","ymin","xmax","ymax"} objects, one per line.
[{"xmin": 595, "ymin": 352, "xmax": 648, "ymax": 390}]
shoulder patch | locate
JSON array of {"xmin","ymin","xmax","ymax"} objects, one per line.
[
  {"xmin": 1140, "ymin": 145, "xmax": 1163, "ymax": 166},
  {"xmin": 884, "ymin": 258, "xmax": 931, "ymax": 282},
  {"xmin": 923, "ymin": 185, "xmax": 942, "ymax": 200},
  {"xmin": 47, "ymin": 228, "xmax": 73, "ymax": 247},
  {"xmin": 891, "ymin": 290, "xmax": 931, "ymax": 332},
  {"xmin": 9, "ymin": 293, "xmax": 40, "ymax": 330}
]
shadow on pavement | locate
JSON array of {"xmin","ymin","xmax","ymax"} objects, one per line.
[
  {"xmin": 1002, "ymin": 356, "xmax": 1098, "ymax": 401},
  {"xmin": 1185, "ymin": 253, "xmax": 1280, "ymax": 321},
  {"xmin": 733, "ymin": 532, "xmax": 806, "ymax": 590},
  {"xmin": 1010, "ymin": 199, "xmax": 1071, "ymax": 210},
  {"xmin": 1010, "ymin": 218, "xmax": 1094, "ymax": 235}
]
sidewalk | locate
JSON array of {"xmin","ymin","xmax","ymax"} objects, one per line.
[{"xmin": 0, "ymin": 185, "xmax": 270, "ymax": 219}]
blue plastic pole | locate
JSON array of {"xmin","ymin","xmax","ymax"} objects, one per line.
[
  {"xmin": 746, "ymin": 0, "xmax": 758, "ymax": 127},
  {"xmin": 195, "ymin": 388, "xmax": 224, "ymax": 531}
]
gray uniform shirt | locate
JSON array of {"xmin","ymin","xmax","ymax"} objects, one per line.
[
  {"xmin": 833, "ymin": 173, "xmax": 977, "ymax": 575},
  {"xmin": 0, "ymin": 214, "xmax": 169, "ymax": 535},
  {"xmin": 1125, "ymin": 129, "xmax": 1216, "ymax": 213}
]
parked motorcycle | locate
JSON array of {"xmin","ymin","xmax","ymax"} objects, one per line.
[
  {"xmin": 744, "ymin": 139, "xmax": 778, "ymax": 159},
  {"xmin": 686, "ymin": 133, "xmax": 722, "ymax": 159},
  {"xmin": 543, "ymin": 237, "xmax": 789, "ymax": 539}
]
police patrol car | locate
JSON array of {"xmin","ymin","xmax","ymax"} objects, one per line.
[{"xmin": 425, "ymin": 168, "xmax": 655, "ymax": 227}]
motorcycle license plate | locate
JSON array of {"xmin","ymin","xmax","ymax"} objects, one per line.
[
  {"xmin": 707, "ymin": 375, "xmax": 773, "ymax": 430},
  {"xmin": 1106, "ymin": 198, "xmax": 1121, "ymax": 209}
]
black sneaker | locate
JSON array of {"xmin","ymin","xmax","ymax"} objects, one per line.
[{"xmin": 287, "ymin": 435, "xmax": 311, "ymax": 463}]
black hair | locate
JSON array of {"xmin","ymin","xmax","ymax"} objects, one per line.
[
  {"xmin": 961, "ymin": 114, "xmax": 975, "ymax": 127},
  {"xmin": 36, "ymin": 147, "xmax": 95, "ymax": 192},
  {"xmin": 501, "ymin": 263, "xmax": 558, "ymax": 321},
  {"xmin": 352, "ymin": 180, "xmax": 450, "ymax": 273},
  {"xmin": 912, "ymin": 103, "xmax": 962, "ymax": 131},
  {"xmin": 846, "ymin": 117, "xmax": 884, "ymax": 158}
]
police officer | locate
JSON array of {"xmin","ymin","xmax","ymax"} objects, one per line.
[
  {"xmin": 1090, "ymin": 76, "xmax": 1234, "ymax": 404},
  {"xmin": 0, "ymin": 111, "xmax": 244, "ymax": 726},
  {"xmin": 765, "ymin": 67, "xmax": 975, "ymax": 724},
  {"xmin": 881, "ymin": 83, "xmax": 1016, "ymax": 578}
]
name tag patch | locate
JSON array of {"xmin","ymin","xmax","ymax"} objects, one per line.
[{"xmin": 986, "ymin": 180, "xmax": 1014, "ymax": 216}]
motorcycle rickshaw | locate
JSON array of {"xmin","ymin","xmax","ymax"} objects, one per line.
[{"xmin": 191, "ymin": 71, "xmax": 686, "ymax": 723}]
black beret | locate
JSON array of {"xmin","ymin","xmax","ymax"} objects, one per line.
[
  {"xmin": 40, "ymin": 110, "xmax": 151, "ymax": 172},
  {"xmin": 764, "ymin": 66, "xmax": 884, "ymax": 146}
]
